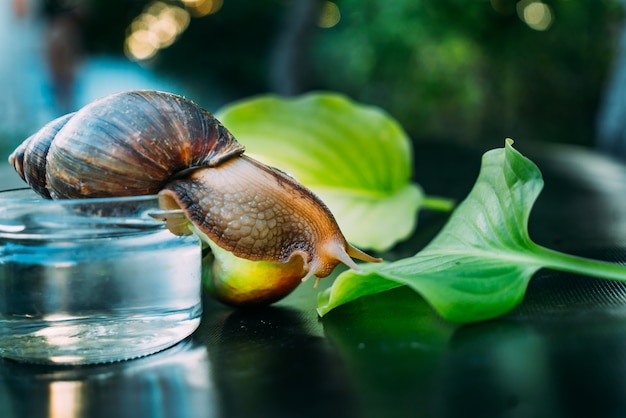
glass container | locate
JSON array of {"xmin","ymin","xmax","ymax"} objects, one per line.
[{"xmin": 0, "ymin": 189, "xmax": 202, "ymax": 365}]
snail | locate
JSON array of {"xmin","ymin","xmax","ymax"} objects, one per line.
[{"xmin": 8, "ymin": 90, "xmax": 380, "ymax": 305}]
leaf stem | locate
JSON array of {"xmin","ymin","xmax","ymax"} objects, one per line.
[
  {"xmin": 533, "ymin": 244, "xmax": 626, "ymax": 283},
  {"xmin": 422, "ymin": 195, "xmax": 456, "ymax": 212}
]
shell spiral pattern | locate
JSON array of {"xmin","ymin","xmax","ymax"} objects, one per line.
[{"xmin": 10, "ymin": 90, "xmax": 244, "ymax": 199}]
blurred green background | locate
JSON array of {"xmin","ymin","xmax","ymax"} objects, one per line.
[{"xmin": 1, "ymin": 0, "xmax": 625, "ymax": 162}]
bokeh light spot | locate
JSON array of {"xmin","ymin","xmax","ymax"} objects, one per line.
[
  {"xmin": 125, "ymin": 1, "xmax": 192, "ymax": 61},
  {"xmin": 181, "ymin": 0, "xmax": 223, "ymax": 17},
  {"xmin": 125, "ymin": 29, "xmax": 160, "ymax": 61},
  {"xmin": 318, "ymin": 1, "xmax": 341, "ymax": 29},
  {"xmin": 517, "ymin": 0, "xmax": 554, "ymax": 31}
]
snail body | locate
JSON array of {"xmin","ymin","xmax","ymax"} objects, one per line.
[{"xmin": 9, "ymin": 90, "xmax": 379, "ymax": 305}]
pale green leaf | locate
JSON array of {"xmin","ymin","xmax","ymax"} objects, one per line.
[{"xmin": 216, "ymin": 92, "xmax": 428, "ymax": 251}]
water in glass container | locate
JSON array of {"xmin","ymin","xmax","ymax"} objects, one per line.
[{"xmin": 0, "ymin": 189, "xmax": 202, "ymax": 364}]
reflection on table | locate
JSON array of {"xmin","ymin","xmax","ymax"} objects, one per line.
[{"xmin": 2, "ymin": 141, "xmax": 626, "ymax": 418}]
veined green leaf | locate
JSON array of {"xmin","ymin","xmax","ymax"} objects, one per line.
[
  {"xmin": 318, "ymin": 139, "xmax": 626, "ymax": 323},
  {"xmin": 216, "ymin": 92, "xmax": 441, "ymax": 251}
]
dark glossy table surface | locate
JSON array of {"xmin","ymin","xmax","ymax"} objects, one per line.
[{"xmin": 2, "ymin": 140, "xmax": 626, "ymax": 418}]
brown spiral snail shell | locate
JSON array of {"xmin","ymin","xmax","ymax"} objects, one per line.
[{"xmin": 9, "ymin": 90, "xmax": 380, "ymax": 305}]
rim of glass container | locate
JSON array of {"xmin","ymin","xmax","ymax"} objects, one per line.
[
  {"xmin": 0, "ymin": 187, "xmax": 160, "ymax": 203},
  {"xmin": 0, "ymin": 188, "xmax": 177, "ymax": 240}
]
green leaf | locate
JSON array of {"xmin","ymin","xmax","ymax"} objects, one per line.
[
  {"xmin": 318, "ymin": 139, "xmax": 626, "ymax": 323},
  {"xmin": 216, "ymin": 92, "xmax": 444, "ymax": 252}
]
